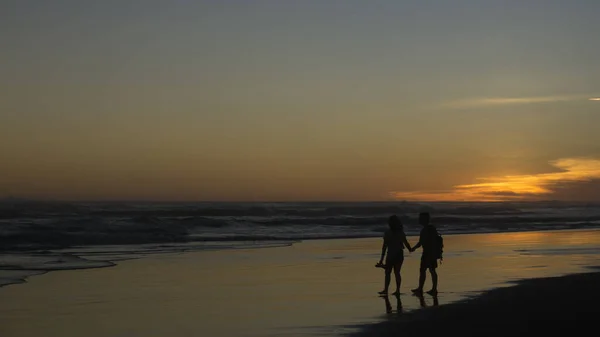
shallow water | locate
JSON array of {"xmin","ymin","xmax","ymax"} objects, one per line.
[{"xmin": 0, "ymin": 229, "xmax": 599, "ymax": 337}]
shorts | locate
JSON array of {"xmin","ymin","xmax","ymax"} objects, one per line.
[
  {"xmin": 420, "ymin": 253, "xmax": 438, "ymax": 270},
  {"xmin": 386, "ymin": 251, "xmax": 405, "ymax": 266}
]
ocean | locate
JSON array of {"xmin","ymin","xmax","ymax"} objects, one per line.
[{"xmin": 1, "ymin": 200, "xmax": 600, "ymax": 288}]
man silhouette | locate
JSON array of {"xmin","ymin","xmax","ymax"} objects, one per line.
[{"xmin": 410, "ymin": 212, "xmax": 439, "ymax": 295}]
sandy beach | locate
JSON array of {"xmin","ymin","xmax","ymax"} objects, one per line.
[
  {"xmin": 1, "ymin": 229, "xmax": 599, "ymax": 337},
  {"xmin": 350, "ymin": 270, "xmax": 600, "ymax": 337}
]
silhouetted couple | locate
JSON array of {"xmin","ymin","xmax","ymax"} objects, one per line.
[{"xmin": 377, "ymin": 212, "xmax": 440, "ymax": 296}]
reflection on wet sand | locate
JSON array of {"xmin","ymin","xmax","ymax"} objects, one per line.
[
  {"xmin": 381, "ymin": 294, "xmax": 403, "ymax": 314},
  {"xmin": 0, "ymin": 229, "xmax": 599, "ymax": 337},
  {"xmin": 416, "ymin": 293, "xmax": 439, "ymax": 308}
]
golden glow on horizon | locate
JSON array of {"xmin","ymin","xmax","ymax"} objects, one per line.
[
  {"xmin": 439, "ymin": 95, "xmax": 591, "ymax": 109},
  {"xmin": 590, "ymin": 98, "xmax": 600, "ymax": 101},
  {"xmin": 391, "ymin": 157, "xmax": 600, "ymax": 202}
]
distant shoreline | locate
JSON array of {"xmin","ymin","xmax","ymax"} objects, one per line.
[{"xmin": 3, "ymin": 198, "xmax": 600, "ymax": 204}]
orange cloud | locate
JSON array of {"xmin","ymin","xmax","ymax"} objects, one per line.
[
  {"xmin": 438, "ymin": 95, "xmax": 599, "ymax": 109},
  {"xmin": 390, "ymin": 158, "xmax": 600, "ymax": 202}
]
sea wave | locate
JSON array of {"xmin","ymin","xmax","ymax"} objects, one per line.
[
  {"xmin": 2, "ymin": 200, "xmax": 600, "ymax": 289},
  {"xmin": 1, "ymin": 200, "xmax": 600, "ymax": 252}
]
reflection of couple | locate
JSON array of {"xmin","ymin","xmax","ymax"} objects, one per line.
[
  {"xmin": 381, "ymin": 292, "xmax": 438, "ymax": 313},
  {"xmin": 377, "ymin": 212, "xmax": 439, "ymax": 296}
]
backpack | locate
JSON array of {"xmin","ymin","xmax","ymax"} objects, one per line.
[{"xmin": 433, "ymin": 231, "xmax": 444, "ymax": 263}]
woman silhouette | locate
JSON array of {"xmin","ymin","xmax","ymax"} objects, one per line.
[{"xmin": 377, "ymin": 215, "xmax": 412, "ymax": 295}]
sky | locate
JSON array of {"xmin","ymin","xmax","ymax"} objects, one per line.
[{"xmin": 1, "ymin": 0, "xmax": 600, "ymax": 202}]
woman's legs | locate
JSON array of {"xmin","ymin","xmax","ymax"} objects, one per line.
[
  {"xmin": 392, "ymin": 259, "xmax": 404, "ymax": 294},
  {"xmin": 379, "ymin": 265, "xmax": 393, "ymax": 294}
]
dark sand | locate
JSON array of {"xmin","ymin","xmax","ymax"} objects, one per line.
[{"xmin": 353, "ymin": 269, "xmax": 600, "ymax": 337}]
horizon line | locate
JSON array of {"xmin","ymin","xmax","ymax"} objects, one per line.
[{"xmin": 1, "ymin": 197, "xmax": 596, "ymax": 204}]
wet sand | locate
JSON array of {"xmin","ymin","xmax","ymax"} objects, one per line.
[
  {"xmin": 351, "ymin": 270, "xmax": 600, "ymax": 337},
  {"xmin": 1, "ymin": 229, "xmax": 599, "ymax": 337}
]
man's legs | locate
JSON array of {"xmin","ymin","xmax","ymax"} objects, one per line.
[
  {"xmin": 427, "ymin": 267, "xmax": 438, "ymax": 295},
  {"xmin": 412, "ymin": 266, "xmax": 427, "ymax": 293}
]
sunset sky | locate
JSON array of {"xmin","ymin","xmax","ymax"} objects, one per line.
[{"xmin": 1, "ymin": 0, "xmax": 600, "ymax": 202}]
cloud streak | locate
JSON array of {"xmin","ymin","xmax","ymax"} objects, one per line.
[
  {"xmin": 439, "ymin": 94, "xmax": 599, "ymax": 109},
  {"xmin": 390, "ymin": 157, "xmax": 600, "ymax": 202}
]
